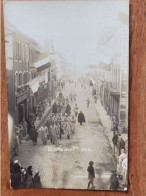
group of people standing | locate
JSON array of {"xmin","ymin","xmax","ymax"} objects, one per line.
[
  {"xmin": 112, "ymin": 131, "xmax": 128, "ymax": 189},
  {"xmin": 38, "ymin": 91, "xmax": 86, "ymax": 145},
  {"xmin": 110, "ymin": 115, "xmax": 128, "ymax": 189},
  {"xmin": 39, "ymin": 113, "xmax": 76, "ymax": 145},
  {"xmin": 33, "ymin": 100, "xmax": 47, "ymax": 120},
  {"xmin": 10, "ymin": 159, "xmax": 42, "ymax": 188},
  {"xmin": 13, "ymin": 88, "xmax": 87, "ymax": 155}
]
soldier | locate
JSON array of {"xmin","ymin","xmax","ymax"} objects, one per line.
[
  {"xmin": 87, "ymin": 161, "xmax": 95, "ymax": 189},
  {"xmin": 86, "ymin": 98, "xmax": 90, "ymax": 108}
]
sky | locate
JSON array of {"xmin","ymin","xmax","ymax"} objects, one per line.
[{"xmin": 4, "ymin": 0, "xmax": 129, "ymax": 73}]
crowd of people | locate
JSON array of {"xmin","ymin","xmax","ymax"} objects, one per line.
[
  {"xmin": 12, "ymin": 78, "xmax": 128, "ymax": 190},
  {"xmin": 111, "ymin": 131, "xmax": 128, "ymax": 189},
  {"xmin": 12, "ymin": 90, "xmax": 60, "ymax": 154},
  {"xmin": 38, "ymin": 91, "xmax": 86, "ymax": 145},
  {"xmin": 10, "ymin": 159, "xmax": 42, "ymax": 188},
  {"xmin": 89, "ymin": 87, "xmax": 128, "ymax": 190},
  {"xmin": 13, "ymin": 88, "xmax": 87, "ymax": 154}
]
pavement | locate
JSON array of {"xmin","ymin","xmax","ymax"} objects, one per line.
[
  {"xmin": 89, "ymin": 93, "xmax": 128, "ymax": 157},
  {"xmin": 14, "ymin": 82, "xmax": 120, "ymax": 190}
]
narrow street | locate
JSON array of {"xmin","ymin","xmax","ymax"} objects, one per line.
[{"xmin": 15, "ymin": 82, "xmax": 116, "ymax": 190}]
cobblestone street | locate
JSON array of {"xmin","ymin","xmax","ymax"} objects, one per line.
[{"xmin": 14, "ymin": 83, "xmax": 116, "ymax": 190}]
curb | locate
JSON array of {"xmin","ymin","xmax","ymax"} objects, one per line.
[{"xmin": 89, "ymin": 93, "xmax": 116, "ymax": 154}]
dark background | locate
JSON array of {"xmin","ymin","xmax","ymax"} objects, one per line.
[{"xmin": 1, "ymin": 0, "xmax": 146, "ymax": 195}]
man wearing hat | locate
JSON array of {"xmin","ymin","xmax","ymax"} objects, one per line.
[
  {"xmin": 13, "ymin": 131, "xmax": 20, "ymax": 156},
  {"xmin": 30, "ymin": 125, "xmax": 38, "ymax": 146},
  {"xmin": 11, "ymin": 160, "xmax": 22, "ymax": 188},
  {"xmin": 87, "ymin": 161, "xmax": 95, "ymax": 189},
  {"xmin": 110, "ymin": 170, "xmax": 119, "ymax": 190},
  {"xmin": 78, "ymin": 111, "xmax": 85, "ymax": 125},
  {"xmin": 117, "ymin": 134, "xmax": 125, "ymax": 155},
  {"xmin": 33, "ymin": 169, "xmax": 42, "ymax": 188},
  {"xmin": 112, "ymin": 131, "xmax": 118, "ymax": 154},
  {"xmin": 26, "ymin": 166, "xmax": 33, "ymax": 188}
]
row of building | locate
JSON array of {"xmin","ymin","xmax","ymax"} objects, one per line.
[
  {"xmin": 5, "ymin": 20, "xmax": 58, "ymax": 141},
  {"xmin": 89, "ymin": 21, "xmax": 129, "ymax": 133}
]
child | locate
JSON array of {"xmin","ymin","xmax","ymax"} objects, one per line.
[{"xmin": 87, "ymin": 161, "xmax": 95, "ymax": 189}]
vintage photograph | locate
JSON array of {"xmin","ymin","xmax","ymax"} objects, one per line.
[{"xmin": 4, "ymin": 0, "xmax": 129, "ymax": 191}]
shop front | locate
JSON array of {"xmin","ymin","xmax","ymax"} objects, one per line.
[
  {"xmin": 111, "ymin": 94, "xmax": 120, "ymax": 121},
  {"xmin": 16, "ymin": 92, "xmax": 29, "ymax": 124}
]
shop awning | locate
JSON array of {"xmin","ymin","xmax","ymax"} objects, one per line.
[
  {"xmin": 34, "ymin": 56, "xmax": 51, "ymax": 72},
  {"xmin": 31, "ymin": 83, "xmax": 39, "ymax": 93},
  {"xmin": 28, "ymin": 77, "xmax": 39, "ymax": 93}
]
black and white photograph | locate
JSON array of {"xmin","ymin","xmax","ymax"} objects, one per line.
[{"xmin": 4, "ymin": 0, "xmax": 129, "ymax": 191}]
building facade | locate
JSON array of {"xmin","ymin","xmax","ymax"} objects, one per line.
[
  {"xmin": 5, "ymin": 25, "xmax": 40, "ymax": 125},
  {"xmin": 5, "ymin": 22, "xmax": 59, "ymax": 156},
  {"xmin": 90, "ymin": 24, "xmax": 129, "ymax": 133}
]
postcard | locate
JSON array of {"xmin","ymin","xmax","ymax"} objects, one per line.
[{"xmin": 4, "ymin": 0, "xmax": 129, "ymax": 190}]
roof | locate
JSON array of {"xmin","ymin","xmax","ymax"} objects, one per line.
[{"xmin": 4, "ymin": 19, "xmax": 39, "ymax": 45}]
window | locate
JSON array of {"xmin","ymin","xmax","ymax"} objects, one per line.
[
  {"xmin": 22, "ymin": 44, "xmax": 25, "ymax": 61},
  {"xmin": 18, "ymin": 73, "xmax": 22, "ymax": 86},
  {"xmin": 27, "ymin": 72, "xmax": 30, "ymax": 82},
  {"xmin": 15, "ymin": 42, "xmax": 19, "ymax": 60},
  {"xmin": 29, "ymin": 72, "xmax": 31, "ymax": 81},
  {"xmin": 15, "ymin": 41, "xmax": 17, "ymax": 59},
  {"xmin": 25, "ymin": 45, "xmax": 29, "ymax": 61},
  {"xmin": 23, "ymin": 72, "xmax": 28, "ymax": 84},
  {"xmin": 22, "ymin": 72, "xmax": 25, "ymax": 84},
  {"xmin": 15, "ymin": 72, "xmax": 19, "ymax": 87},
  {"xmin": 25, "ymin": 72, "xmax": 28, "ymax": 83},
  {"xmin": 18, "ymin": 43, "xmax": 20, "ymax": 60}
]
